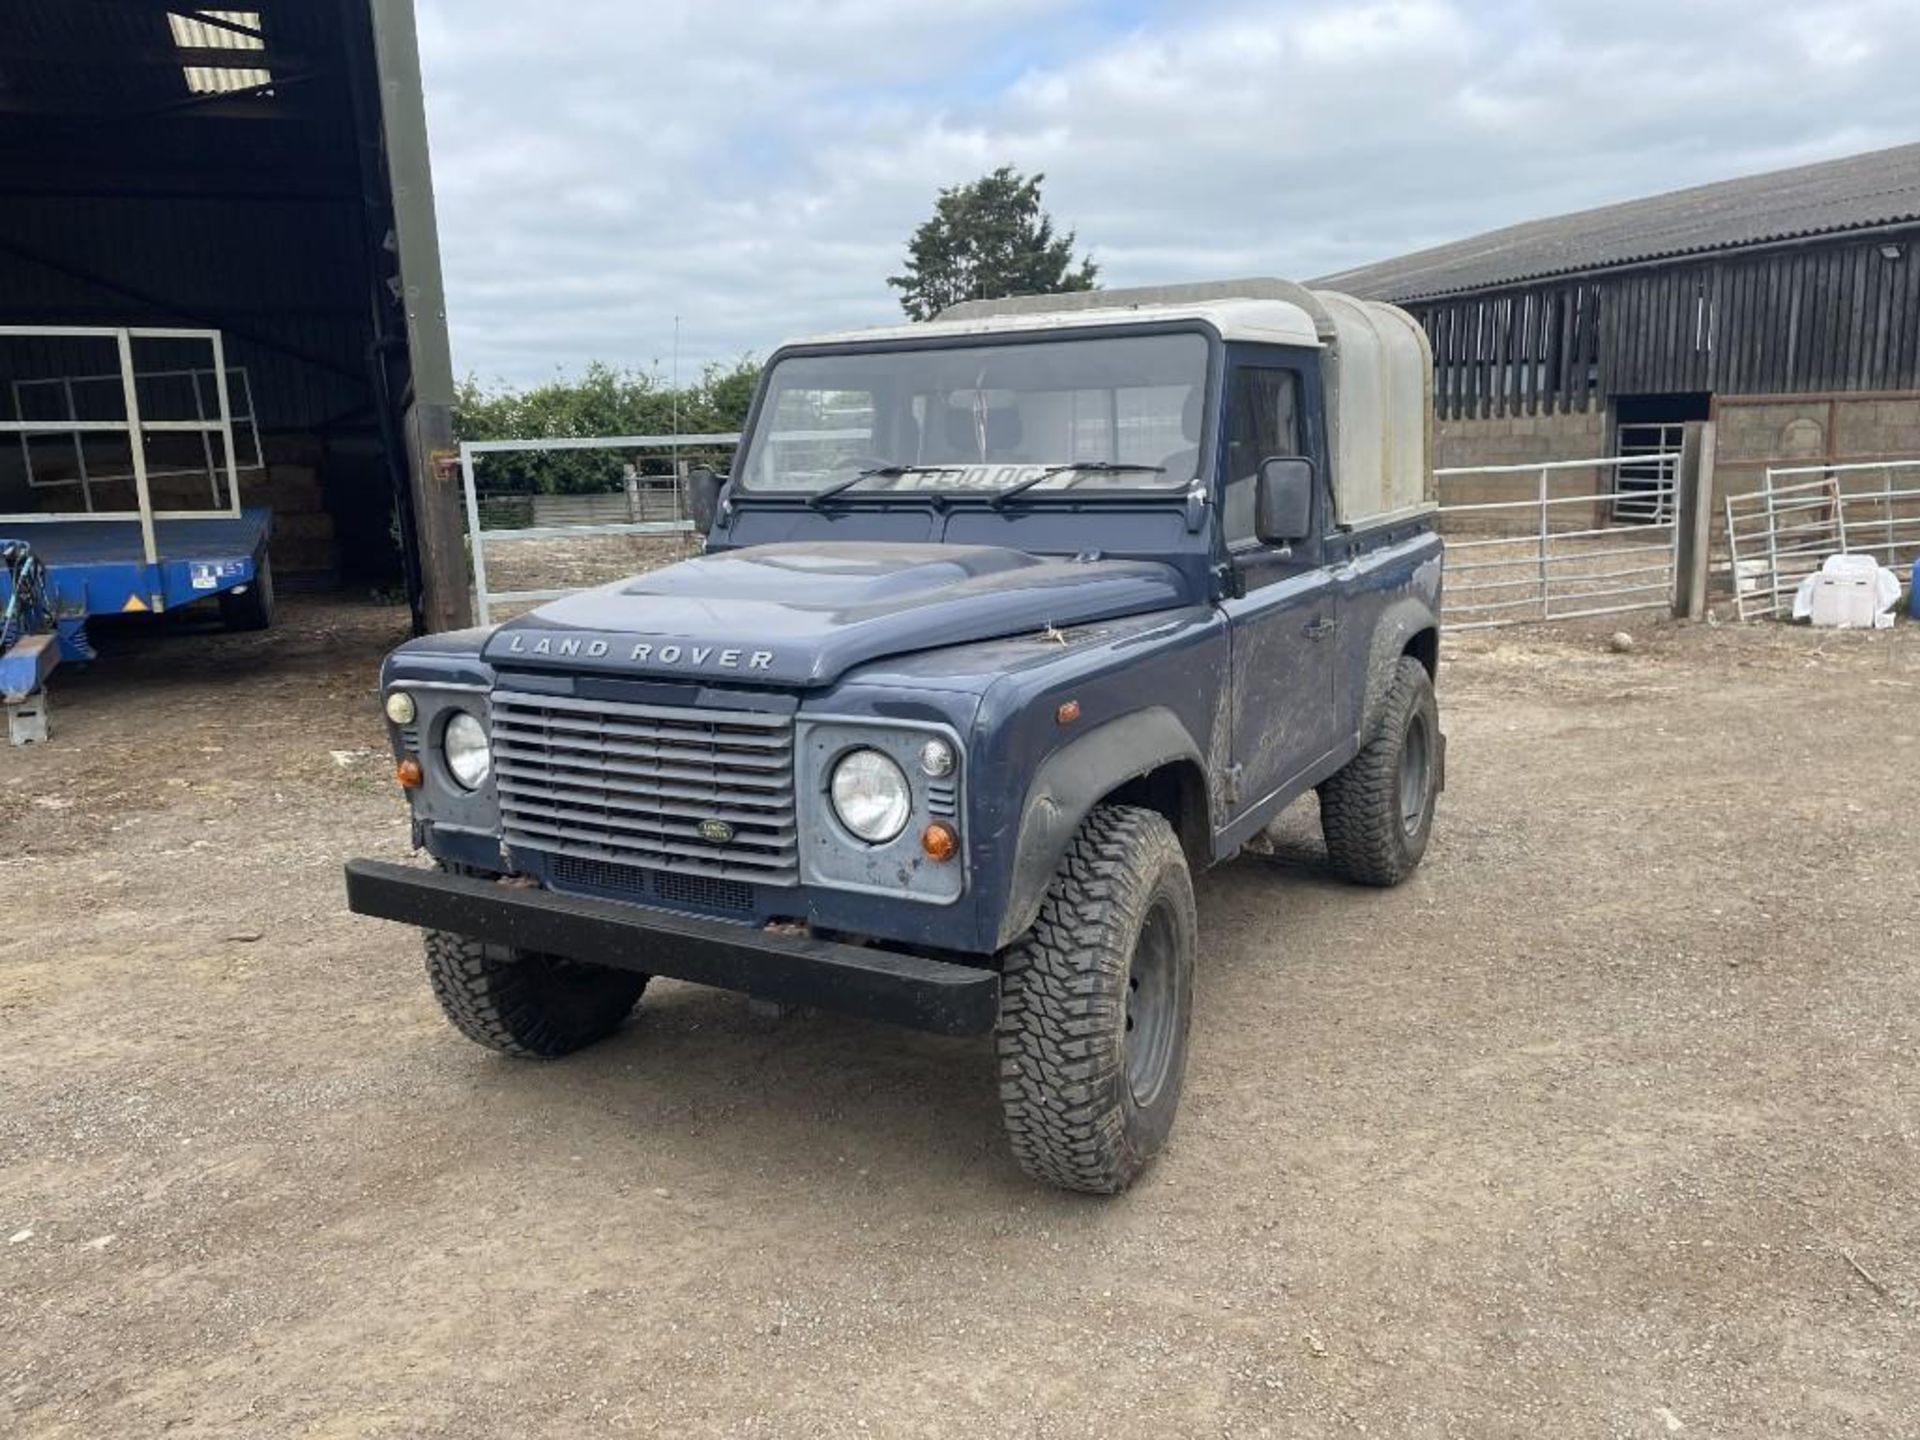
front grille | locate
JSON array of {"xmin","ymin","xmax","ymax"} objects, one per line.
[
  {"xmin": 491, "ymin": 690, "xmax": 797, "ymax": 885},
  {"xmin": 547, "ymin": 852, "xmax": 755, "ymax": 916},
  {"xmin": 656, "ymin": 867, "xmax": 755, "ymax": 914}
]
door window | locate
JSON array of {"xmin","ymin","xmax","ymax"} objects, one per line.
[{"xmin": 1222, "ymin": 368, "xmax": 1301, "ymax": 546}]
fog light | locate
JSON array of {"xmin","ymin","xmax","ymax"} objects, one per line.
[
  {"xmin": 396, "ymin": 756, "xmax": 423, "ymax": 789},
  {"xmin": 921, "ymin": 822, "xmax": 958, "ymax": 862},
  {"xmin": 385, "ymin": 691, "xmax": 416, "ymax": 725}
]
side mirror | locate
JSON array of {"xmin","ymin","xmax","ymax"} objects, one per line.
[
  {"xmin": 686, "ymin": 465, "xmax": 725, "ymax": 534},
  {"xmin": 1255, "ymin": 456, "xmax": 1315, "ymax": 545}
]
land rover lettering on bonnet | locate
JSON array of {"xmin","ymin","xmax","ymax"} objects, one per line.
[
  {"xmin": 498, "ymin": 631, "xmax": 775, "ymax": 670},
  {"xmin": 345, "ymin": 278, "xmax": 1445, "ymax": 1194}
]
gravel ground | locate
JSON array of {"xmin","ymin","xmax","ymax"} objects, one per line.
[
  {"xmin": 2, "ymin": 599, "xmax": 1917, "ymax": 1439},
  {"xmin": 483, "ymin": 533, "xmax": 701, "ymax": 599}
]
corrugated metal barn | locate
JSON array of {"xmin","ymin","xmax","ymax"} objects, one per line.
[
  {"xmin": 1318, "ymin": 143, "xmax": 1920, "ymax": 504},
  {"xmin": 0, "ymin": 0, "xmax": 465, "ymax": 630}
]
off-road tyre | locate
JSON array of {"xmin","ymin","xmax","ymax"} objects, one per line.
[
  {"xmin": 996, "ymin": 804, "xmax": 1197, "ymax": 1194},
  {"xmin": 1318, "ymin": 655, "xmax": 1439, "ymax": 887},
  {"xmin": 218, "ymin": 554, "xmax": 275, "ymax": 632},
  {"xmin": 423, "ymin": 930, "xmax": 647, "ymax": 1058}
]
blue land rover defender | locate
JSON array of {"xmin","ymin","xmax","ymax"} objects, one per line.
[{"xmin": 346, "ymin": 279, "xmax": 1443, "ymax": 1193}]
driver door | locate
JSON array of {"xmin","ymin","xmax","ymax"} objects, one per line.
[{"xmin": 1216, "ymin": 350, "xmax": 1337, "ymax": 819}]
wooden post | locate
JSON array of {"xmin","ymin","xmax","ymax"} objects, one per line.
[
  {"xmin": 370, "ymin": 0, "xmax": 471, "ymax": 632},
  {"xmin": 1673, "ymin": 419, "xmax": 1718, "ymax": 619},
  {"xmin": 403, "ymin": 402, "xmax": 469, "ymax": 633}
]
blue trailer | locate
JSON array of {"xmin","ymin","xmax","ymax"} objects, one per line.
[
  {"xmin": 3, "ymin": 509, "xmax": 272, "ymax": 647},
  {"xmin": 1, "ymin": 326, "xmax": 277, "ymax": 742},
  {"xmin": 1, "ymin": 511, "xmax": 274, "ymax": 741}
]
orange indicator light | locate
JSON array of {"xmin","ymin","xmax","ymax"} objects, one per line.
[
  {"xmin": 921, "ymin": 822, "xmax": 959, "ymax": 862},
  {"xmin": 396, "ymin": 756, "xmax": 424, "ymax": 789},
  {"xmin": 1056, "ymin": 699, "xmax": 1081, "ymax": 726}
]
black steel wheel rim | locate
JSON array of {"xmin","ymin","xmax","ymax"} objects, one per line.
[
  {"xmin": 1400, "ymin": 712, "xmax": 1431, "ymax": 837},
  {"xmin": 1125, "ymin": 899, "xmax": 1179, "ymax": 1108}
]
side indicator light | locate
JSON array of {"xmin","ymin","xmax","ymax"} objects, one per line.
[
  {"xmin": 1056, "ymin": 700, "xmax": 1081, "ymax": 726},
  {"xmin": 396, "ymin": 756, "xmax": 424, "ymax": 789},
  {"xmin": 921, "ymin": 822, "xmax": 959, "ymax": 862}
]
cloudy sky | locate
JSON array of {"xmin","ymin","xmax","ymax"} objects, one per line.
[{"xmin": 415, "ymin": 0, "xmax": 1920, "ymax": 387}]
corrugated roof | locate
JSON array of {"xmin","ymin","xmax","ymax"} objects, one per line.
[
  {"xmin": 1314, "ymin": 142, "xmax": 1920, "ymax": 302},
  {"xmin": 167, "ymin": 9, "xmax": 272, "ymax": 95}
]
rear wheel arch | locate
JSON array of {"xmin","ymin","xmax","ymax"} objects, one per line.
[
  {"xmin": 1320, "ymin": 655, "xmax": 1439, "ymax": 886},
  {"xmin": 1402, "ymin": 623, "xmax": 1438, "ymax": 678},
  {"xmin": 1358, "ymin": 600, "xmax": 1441, "ymax": 741}
]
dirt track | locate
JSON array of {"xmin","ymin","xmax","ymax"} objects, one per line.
[{"xmin": 3, "ymin": 600, "xmax": 1917, "ymax": 1438}]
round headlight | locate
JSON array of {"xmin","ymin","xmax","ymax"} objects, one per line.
[
  {"xmin": 829, "ymin": 748, "xmax": 911, "ymax": 843},
  {"xmin": 443, "ymin": 710, "xmax": 492, "ymax": 790},
  {"xmin": 385, "ymin": 690, "xmax": 416, "ymax": 725}
]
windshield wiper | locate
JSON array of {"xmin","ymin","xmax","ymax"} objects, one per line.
[
  {"xmin": 806, "ymin": 464, "xmax": 961, "ymax": 509},
  {"xmin": 989, "ymin": 460, "xmax": 1167, "ymax": 510}
]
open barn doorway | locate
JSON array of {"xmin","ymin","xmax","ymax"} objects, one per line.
[
  {"xmin": 1611, "ymin": 393, "xmax": 1710, "ymax": 523},
  {"xmin": 0, "ymin": 0, "xmax": 459, "ymax": 632}
]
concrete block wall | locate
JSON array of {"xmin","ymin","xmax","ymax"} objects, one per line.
[
  {"xmin": 1713, "ymin": 392, "xmax": 1920, "ymax": 498},
  {"xmin": 1706, "ymin": 394, "xmax": 1920, "ymax": 582},
  {"xmin": 1433, "ymin": 408, "xmax": 1612, "ymax": 532},
  {"xmin": 1436, "ymin": 393, "xmax": 1920, "ymax": 511},
  {"xmin": 1433, "ymin": 408, "xmax": 1611, "ymax": 472}
]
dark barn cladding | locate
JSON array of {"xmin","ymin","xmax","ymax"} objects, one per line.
[
  {"xmin": 1317, "ymin": 144, "xmax": 1920, "ymax": 497},
  {"xmin": 1369, "ymin": 237, "xmax": 1919, "ymax": 423},
  {"xmin": 1321, "ymin": 143, "xmax": 1920, "ymax": 420},
  {"xmin": 0, "ymin": 0, "xmax": 464, "ymax": 629}
]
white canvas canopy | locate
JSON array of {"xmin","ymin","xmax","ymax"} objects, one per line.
[{"xmin": 1307, "ymin": 288, "xmax": 1435, "ymax": 527}]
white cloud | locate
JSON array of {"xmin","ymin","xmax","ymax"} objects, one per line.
[{"xmin": 415, "ymin": 0, "xmax": 1920, "ymax": 386}]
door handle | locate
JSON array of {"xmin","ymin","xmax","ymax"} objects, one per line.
[{"xmin": 1304, "ymin": 617, "xmax": 1336, "ymax": 640}]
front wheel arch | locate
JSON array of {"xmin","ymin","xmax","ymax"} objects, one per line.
[{"xmin": 995, "ymin": 707, "xmax": 1212, "ymax": 950}]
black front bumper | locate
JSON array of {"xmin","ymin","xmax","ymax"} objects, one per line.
[{"xmin": 344, "ymin": 859, "xmax": 999, "ymax": 1036}]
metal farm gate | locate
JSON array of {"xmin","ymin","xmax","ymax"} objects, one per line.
[
  {"xmin": 460, "ymin": 433, "xmax": 739, "ymax": 625},
  {"xmin": 1722, "ymin": 459, "xmax": 1920, "ymax": 619},
  {"xmin": 1434, "ymin": 447, "xmax": 1701, "ymax": 629},
  {"xmin": 453, "ymin": 427, "xmax": 1736, "ymax": 635}
]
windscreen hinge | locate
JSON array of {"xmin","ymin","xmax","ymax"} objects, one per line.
[{"xmin": 1183, "ymin": 483, "xmax": 1209, "ymax": 532}]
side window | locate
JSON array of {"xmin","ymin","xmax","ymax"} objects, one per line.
[{"xmin": 1222, "ymin": 367, "xmax": 1301, "ymax": 546}]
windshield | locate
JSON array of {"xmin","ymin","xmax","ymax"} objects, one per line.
[{"xmin": 735, "ymin": 331, "xmax": 1209, "ymax": 497}]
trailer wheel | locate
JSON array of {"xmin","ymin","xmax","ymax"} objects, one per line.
[
  {"xmin": 423, "ymin": 930, "xmax": 647, "ymax": 1058},
  {"xmin": 996, "ymin": 804, "xmax": 1196, "ymax": 1194},
  {"xmin": 218, "ymin": 554, "xmax": 275, "ymax": 632},
  {"xmin": 1318, "ymin": 655, "xmax": 1439, "ymax": 886}
]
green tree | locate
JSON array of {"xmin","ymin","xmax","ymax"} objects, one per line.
[
  {"xmin": 453, "ymin": 357, "xmax": 761, "ymax": 498},
  {"xmin": 888, "ymin": 166, "xmax": 1098, "ymax": 320}
]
